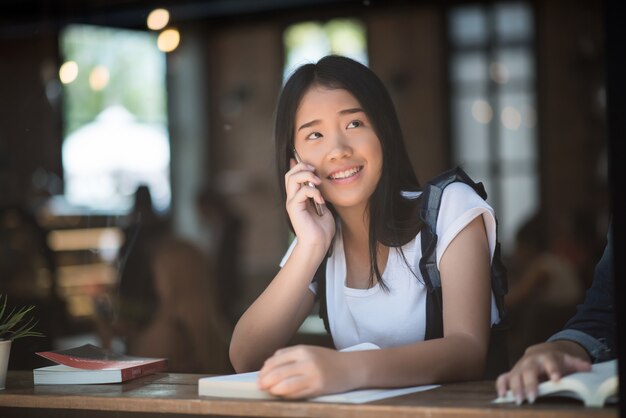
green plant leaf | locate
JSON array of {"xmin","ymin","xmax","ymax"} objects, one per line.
[{"xmin": 0, "ymin": 295, "xmax": 45, "ymax": 341}]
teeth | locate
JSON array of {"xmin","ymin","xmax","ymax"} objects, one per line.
[{"xmin": 330, "ymin": 166, "xmax": 361, "ymax": 179}]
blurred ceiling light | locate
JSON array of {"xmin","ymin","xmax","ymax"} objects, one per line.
[
  {"xmin": 89, "ymin": 65, "xmax": 110, "ymax": 91},
  {"xmin": 471, "ymin": 99, "xmax": 493, "ymax": 124},
  {"xmin": 157, "ymin": 28, "xmax": 180, "ymax": 52},
  {"xmin": 59, "ymin": 61, "xmax": 79, "ymax": 84},
  {"xmin": 489, "ymin": 62, "xmax": 509, "ymax": 84},
  {"xmin": 147, "ymin": 8, "xmax": 170, "ymax": 31},
  {"xmin": 501, "ymin": 106, "xmax": 522, "ymax": 130}
]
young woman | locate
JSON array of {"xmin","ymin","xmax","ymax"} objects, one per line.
[{"xmin": 229, "ymin": 55, "xmax": 501, "ymax": 398}]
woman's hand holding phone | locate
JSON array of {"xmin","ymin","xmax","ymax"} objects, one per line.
[
  {"xmin": 293, "ymin": 150, "xmax": 325, "ymax": 217},
  {"xmin": 285, "ymin": 156, "xmax": 335, "ymax": 250}
]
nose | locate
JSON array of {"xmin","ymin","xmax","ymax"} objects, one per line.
[{"xmin": 326, "ymin": 130, "xmax": 352, "ymax": 162}]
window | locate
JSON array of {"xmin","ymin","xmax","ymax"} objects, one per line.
[
  {"xmin": 283, "ymin": 19, "xmax": 367, "ymax": 81},
  {"xmin": 52, "ymin": 25, "xmax": 170, "ymax": 320},
  {"xmin": 448, "ymin": 1, "xmax": 537, "ymax": 252},
  {"xmin": 60, "ymin": 25, "xmax": 170, "ymax": 214}
]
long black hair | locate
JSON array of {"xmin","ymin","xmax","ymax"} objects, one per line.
[{"xmin": 274, "ymin": 55, "xmax": 424, "ymax": 289}]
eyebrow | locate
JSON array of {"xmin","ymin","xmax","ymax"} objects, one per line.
[{"xmin": 296, "ymin": 107, "xmax": 365, "ymax": 132}]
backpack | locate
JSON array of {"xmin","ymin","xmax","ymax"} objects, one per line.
[{"xmin": 313, "ymin": 166, "xmax": 510, "ymax": 379}]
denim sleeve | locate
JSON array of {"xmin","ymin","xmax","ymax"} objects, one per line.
[
  {"xmin": 547, "ymin": 226, "xmax": 616, "ymax": 363},
  {"xmin": 547, "ymin": 329, "xmax": 613, "ymax": 362}
]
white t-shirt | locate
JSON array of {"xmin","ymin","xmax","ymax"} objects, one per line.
[{"xmin": 279, "ymin": 182, "xmax": 500, "ymax": 350}]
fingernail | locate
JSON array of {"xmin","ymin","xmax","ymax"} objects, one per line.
[
  {"xmin": 515, "ymin": 395, "xmax": 523, "ymax": 406},
  {"xmin": 528, "ymin": 392, "xmax": 536, "ymax": 404}
]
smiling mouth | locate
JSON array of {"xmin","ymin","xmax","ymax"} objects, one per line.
[{"xmin": 328, "ymin": 166, "xmax": 363, "ymax": 180}]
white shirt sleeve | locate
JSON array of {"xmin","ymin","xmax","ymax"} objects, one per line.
[
  {"xmin": 435, "ymin": 182, "xmax": 497, "ymax": 268},
  {"xmin": 279, "ymin": 238, "xmax": 297, "ymax": 268}
]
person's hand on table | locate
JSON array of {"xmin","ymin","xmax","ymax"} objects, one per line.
[
  {"xmin": 257, "ymin": 345, "xmax": 358, "ymax": 399},
  {"xmin": 495, "ymin": 340, "xmax": 591, "ymax": 404}
]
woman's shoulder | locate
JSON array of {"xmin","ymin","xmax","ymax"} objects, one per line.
[
  {"xmin": 440, "ymin": 181, "xmax": 492, "ymax": 212},
  {"xmin": 435, "ymin": 180, "xmax": 497, "ymax": 261}
]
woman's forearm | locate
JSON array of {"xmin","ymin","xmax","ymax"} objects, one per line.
[
  {"xmin": 347, "ymin": 333, "xmax": 488, "ymax": 389},
  {"xmin": 229, "ymin": 243, "xmax": 324, "ymax": 372}
]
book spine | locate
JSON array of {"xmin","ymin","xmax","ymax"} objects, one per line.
[{"xmin": 121, "ymin": 360, "xmax": 167, "ymax": 381}]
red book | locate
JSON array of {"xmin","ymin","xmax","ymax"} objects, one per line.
[{"xmin": 34, "ymin": 344, "xmax": 167, "ymax": 384}]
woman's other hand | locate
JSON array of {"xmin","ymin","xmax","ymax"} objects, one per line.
[{"xmin": 258, "ymin": 345, "xmax": 357, "ymax": 399}]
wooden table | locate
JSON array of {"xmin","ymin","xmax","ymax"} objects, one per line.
[{"xmin": 0, "ymin": 371, "xmax": 619, "ymax": 418}]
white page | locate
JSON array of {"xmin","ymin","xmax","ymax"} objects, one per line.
[{"xmin": 199, "ymin": 371, "xmax": 438, "ymax": 403}]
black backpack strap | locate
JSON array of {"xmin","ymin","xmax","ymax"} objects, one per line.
[
  {"xmin": 314, "ymin": 257, "xmax": 331, "ymax": 334},
  {"xmin": 419, "ymin": 166, "xmax": 509, "ymax": 377}
]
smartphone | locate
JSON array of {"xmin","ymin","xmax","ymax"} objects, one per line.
[{"xmin": 293, "ymin": 149, "xmax": 325, "ymax": 217}]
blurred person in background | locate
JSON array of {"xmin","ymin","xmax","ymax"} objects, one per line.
[
  {"xmin": 97, "ymin": 237, "xmax": 232, "ymax": 373},
  {"xmin": 195, "ymin": 186, "xmax": 244, "ymax": 326},
  {"xmin": 505, "ymin": 212, "xmax": 585, "ymax": 363},
  {"xmin": 115, "ymin": 184, "xmax": 171, "ymax": 333},
  {"xmin": 130, "ymin": 237, "xmax": 233, "ymax": 373}
]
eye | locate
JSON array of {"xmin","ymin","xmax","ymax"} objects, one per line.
[
  {"xmin": 347, "ymin": 120, "xmax": 362, "ymax": 129},
  {"xmin": 306, "ymin": 132, "xmax": 323, "ymax": 140}
]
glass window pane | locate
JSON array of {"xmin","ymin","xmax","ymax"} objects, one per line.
[
  {"xmin": 61, "ymin": 24, "xmax": 170, "ymax": 213},
  {"xmin": 284, "ymin": 22, "xmax": 330, "ymax": 79},
  {"xmin": 283, "ymin": 19, "xmax": 367, "ymax": 82},
  {"xmin": 493, "ymin": 47, "xmax": 535, "ymax": 83},
  {"xmin": 461, "ymin": 163, "xmax": 491, "ymax": 189},
  {"xmin": 499, "ymin": 174, "xmax": 539, "ymax": 251},
  {"xmin": 452, "ymin": 96, "xmax": 491, "ymax": 164},
  {"xmin": 497, "ymin": 92, "xmax": 537, "ymax": 161},
  {"xmin": 449, "ymin": 6, "xmax": 488, "ymax": 46},
  {"xmin": 495, "ymin": 1, "xmax": 533, "ymax": 42},
  {"xmin": 451, "ymin": 52, "xmax": 489, "ymax": 85},
  {"xmin": 326, "ymin": 19, "xmax": 368, "ymax": 63}
]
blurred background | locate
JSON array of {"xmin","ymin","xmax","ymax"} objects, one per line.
[{"xmin": 0, "ymin": 0, "xmax": 612, "ymax": 373}]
